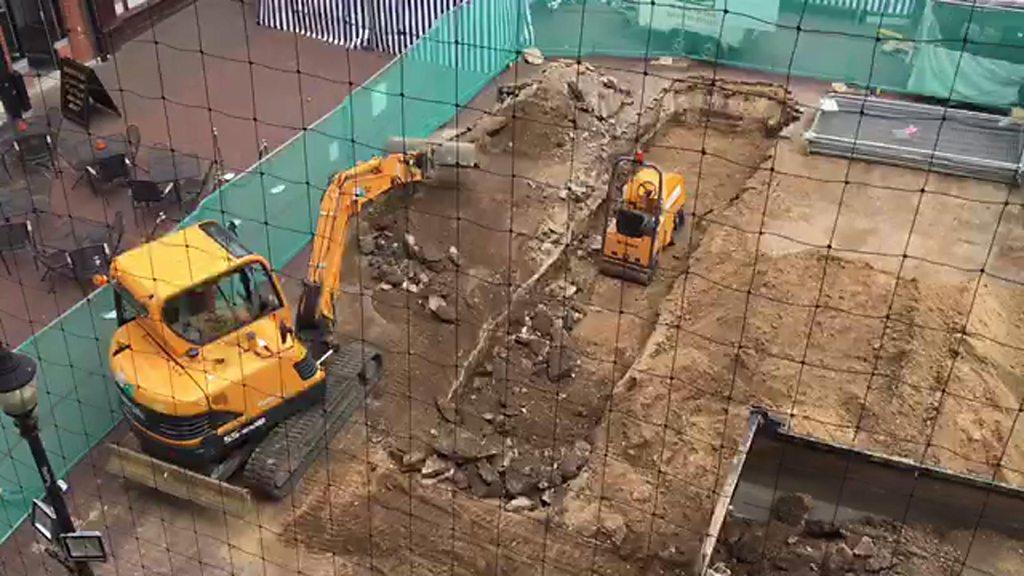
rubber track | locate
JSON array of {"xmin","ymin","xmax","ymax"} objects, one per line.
[{"xmin": 241, "ymin": 342, "xmax": 382, "ymax": 499}]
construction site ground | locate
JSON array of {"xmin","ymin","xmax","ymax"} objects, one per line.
[{"xmin": 5, "ymin": 55, "xmax": 1023, "ymax": 576}]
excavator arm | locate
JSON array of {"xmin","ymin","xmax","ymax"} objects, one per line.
[{"xmin": 295, "ymin": 153, "xmax": 426, "ymax": 333}]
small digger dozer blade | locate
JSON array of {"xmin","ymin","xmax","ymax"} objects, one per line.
[
  {"xmin": 599, "ymin": 256, "xmax": 654, "ymax": 285},
  {"xmin": 386, "ymin": 137, "xmax": 478, "ymax": 167},
  {"xmin": 106, "ymin": 444, "xmax": 253, "ymax": 517}
]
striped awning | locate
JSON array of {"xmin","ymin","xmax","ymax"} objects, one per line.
[
  {"xmin": 258, "ymin": 0, "xmax": 371, "ymax": 48},
  {"xmin": 258, "ymin": 0, "xmax": 532, "ymax": 55}
]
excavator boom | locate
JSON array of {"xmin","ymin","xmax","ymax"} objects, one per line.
[
  {"xmin": 296, "ymin": 140, "xmax": 476, "ymax": 334},
  {"xmin": 297, "ymin": 154, "xmax": 423, "ymax": 333}
]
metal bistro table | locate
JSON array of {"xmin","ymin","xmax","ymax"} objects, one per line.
[
  {"xmin": 0, "ymin": 175, "xmax": 52, "ymax": 222},
  {"xmin": 0, "ymin": 116, "xmax": 61, "ymax": 177},
  {"xmin": 64, "ymin": 135, "xmax": 132, "ymax": 172},
  {"xmin": 0, "ymin": 115, "xmax": 57, "ymax": 142}
]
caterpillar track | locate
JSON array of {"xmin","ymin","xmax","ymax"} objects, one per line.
[{"xmin": 242, "ymin": 342, "xmax": 382, "ymax": 500}]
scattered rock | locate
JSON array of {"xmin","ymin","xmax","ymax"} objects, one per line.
[
  {"xmin": 546, "ymin": 346, "xmax": 578, "ymax": 381},
  {"xmin": 546, "ymin": 279, "xmax": 578, "ymax": 298},
  {"xmin": 447, "ymin": 245, "xmax": 460, "ymax": 266},
  {"xmin": 563, "ymin": 307, "xmax": 582, "ymax": 330},
  {"xmin": 853, "ymin": 535, "xmax": 876, "ymax": 558},
  {"xmin": 522, "ymin": 47, "xmax": 544, "ymax": 65},
  {"xmin": 600, "ymin": 75, "xmax": 621, "ymax": 92},
  {"xmin": 804, "ymin": 519, "xmax": 842, "ymax": 538},
  {"xmin": 492, "ymin": 361, "xmax": 508, "ymax": 384},
  {"xmin": 491, "ymin": 414, "xmax": 509, "ymax": 433},
  {"xmin": 427, "ymin": 294, "xmax": 457, "ymax": 323},
  {"xmin": 421, "ymin": 467, "xmax": 454, "ymax": 485},
  {"xmin": 435, "ymin": 396, "xmax": 458, "ymax": 423},
  {"xmin": 705, "ymin": 562, "xmax": 732, "ymax": 576},
  {"xmin": 429, "ymin": 296, "xmax": 457, "ymax": 324},
  {"xmin": 399, "ymin": 451, "xmax": 427, "ymax": 472},
  {"xmin": 431, "ymin": 428, "xmax": 500, "ymax": 462},
  {"xmin": 358, "ymin": 234, "xmax": 376, "ymax": 255},
  {"xmin": 596, "ymin": 90, "xmax": 620, "ymax": 119},
  {"xmin": 467, "ymin": 465, "xmax": 503, "ymax": 498},
  {"xmin": 505, "ymin": 496, "xmax": 537, "ymax": 512},
  {"xmin": 427, "ymin": 294, "xmax": 445, "ymax": 312},
  {"xmin": 865, "ymin": 547, "xmax": 894, "ymax": 572},
  {"xmin": 732, "ymin": 530, "xmax": 763, "ymax": 564},
  {"xmin": 403, "ymin": 233, "xmax": 421, "ymax": 259},
  {"xmin": 452, "ymin": 467, "xmax": 470, "ymax": 490},
  {"xmin": 382, "ymin": 266, "xmax": 405, "ymax": 287},
  {"xmin": 773, "ymin": 492, "xmax": 813, "ymax": 526},
  {"xmin": 596, "ymin": 512, "xmax": 627, "ymax": 546},
  {"xmin": 823, "ymin": 543, "xmax": 854, "ymax": 575},
  {"xmin": 418, "ymin": 243, "xmax": 445, "ymax": 270},
  {"xmin": 531, "ymin": 308, "xmax": 554, "ymax": 337},
  {"xmin": 558, "ymin": 440, "xmax": 590, "ymax": 480},
  {"xmin": 421, "ymin": 455, "xmax": 451, "ymax": 478},
  {"xmin": 526, "ymin": 335, "xmax": 548, "ymax": 357},
  {"xmin": 504, "ymin": 468, "xmax": 537, "ymax": 496},
  {"xmin": 476, "ymin": 459, "xmax": 500, "ymax": 485}
]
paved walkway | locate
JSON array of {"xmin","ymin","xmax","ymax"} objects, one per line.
[
  {"xmin": 0, "ymin": 0, "xmax": 388, "ymax": 348},
  {"xmin": 0, "ymin": 3, "xmax": 387, "ymax": 571}
]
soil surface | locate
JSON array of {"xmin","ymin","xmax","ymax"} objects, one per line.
[
  {"xmin": 279, "ymin": 61, "xmax": 811, "ymax": 575},
  {"xmin": 75, "ymin": 59, "xmax": 1024, "ymax": 576},
  {"xmin": 274, "ymin": 60, "xmax": 1024, "ymax": 576}
]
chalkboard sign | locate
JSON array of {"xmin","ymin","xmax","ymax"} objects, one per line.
[{"xmin": 60, "ymin": 58, "xmax": 120, "ymax": 128}]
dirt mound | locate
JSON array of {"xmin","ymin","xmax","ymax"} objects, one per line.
[
  {"xmin": 560, "ymin": 214, "xmax": 1022, "ymax": 570},
  {"xmin": 470, "ymin": 60, "xmax": 633, "ymax": 158}
]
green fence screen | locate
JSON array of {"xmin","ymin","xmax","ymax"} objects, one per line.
[{"xmin": 3, "ymin": 0, "xmax": 1023, "ymax": 544}]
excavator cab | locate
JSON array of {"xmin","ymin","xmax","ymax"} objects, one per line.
[{"xmin": 599, "ymin": 153, "xmax": 687, "ymax": 285}]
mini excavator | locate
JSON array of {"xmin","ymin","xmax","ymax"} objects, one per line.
[
  {"xmin": 103, "ymin": 140, "xmax": 475, "ymax": 512},
  {"xmin": 599, "ymin": 152, "xmax": 687, "ymax": 285}
]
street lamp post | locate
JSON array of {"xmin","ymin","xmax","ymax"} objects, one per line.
[{"xmin": 0, "ymin": 346, "xmax": 95, "ymax": 576}]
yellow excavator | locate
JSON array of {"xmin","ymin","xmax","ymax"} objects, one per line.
[
  {"xmin": 103, "ymin": 140, "xmax": 475, "ymax": 512},
  {"xmin": 599, "ymin": 152, "xmax": 687, "ymax": 285}
]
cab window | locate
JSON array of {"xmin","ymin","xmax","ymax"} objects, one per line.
[
  {"xmin": 163, "ymin": 263, "xmax": 282, "ymax": 344},
  {"xmin": 113, "ymin": 285, "xmax": 147, "ymax": 326}
]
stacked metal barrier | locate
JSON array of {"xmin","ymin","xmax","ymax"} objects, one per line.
[{"xmin": 805, "ymin": 93, "xmax": 1024, "ymax": 184}]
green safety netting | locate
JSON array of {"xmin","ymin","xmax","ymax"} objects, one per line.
[
  {"xmin": 3, "ymin": 0, "xmax": 1023, "ymax": 544},
  {"xmin": 533, "ymin": 0, "xmax": 1024, "ymax": 106}
]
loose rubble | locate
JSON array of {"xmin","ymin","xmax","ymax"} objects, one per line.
[{"xmin": 714, "ymin": 504, "xmax": 963, "ymax": 575}]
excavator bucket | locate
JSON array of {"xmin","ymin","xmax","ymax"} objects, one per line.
[
  {"xmin": 386, "ymin": 137, "xmax": 478, "ymax": 168},
  {"xmin": 105, "ymin": 444, "xmax": 254, "ymax": 517}
]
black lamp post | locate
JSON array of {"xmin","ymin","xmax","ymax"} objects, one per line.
[{"xmin": 0, "ymin": 346, "xmax": 96, "ymax": 576}]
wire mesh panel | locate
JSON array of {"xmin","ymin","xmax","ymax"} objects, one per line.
[{"xmin": 0, "ymin": 1, "xmax": 1022, "ymax": 575}]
